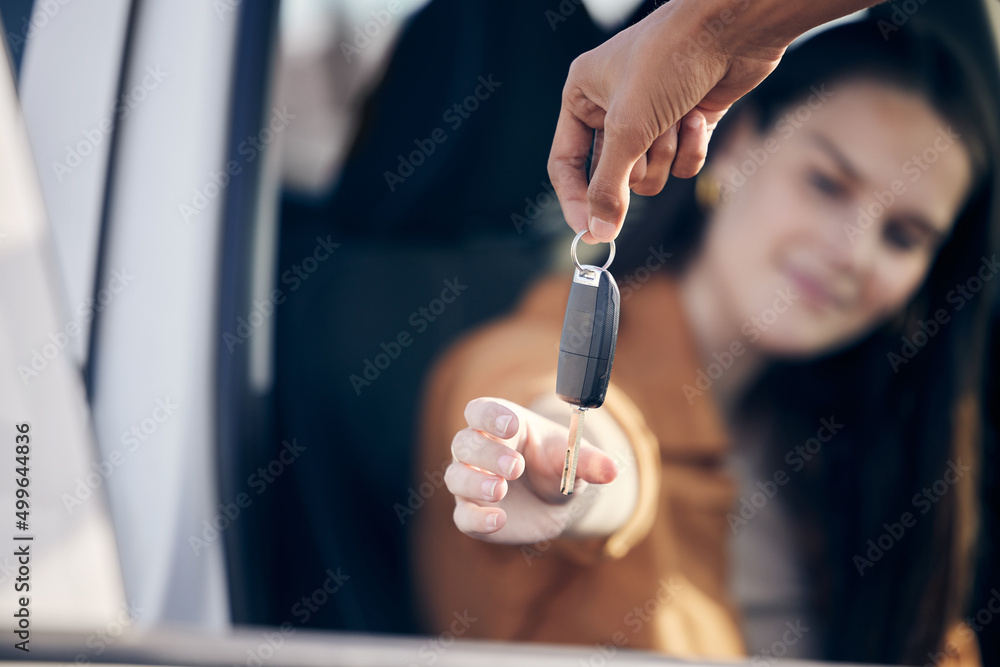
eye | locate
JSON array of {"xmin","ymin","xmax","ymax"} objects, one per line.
[
  {"xmin": 808, "ymin": 170, "xmax": 847, "ymax": 198},
  {"xmin": 882, "ymin": 220, "xmax": 921, "ymax": 251}
]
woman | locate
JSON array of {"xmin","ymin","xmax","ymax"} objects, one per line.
[{"xmin": 413, "ymin": 20, "xmax": 996, "ymax": 665}]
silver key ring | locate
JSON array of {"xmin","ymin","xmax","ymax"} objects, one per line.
[{"xmin": 570, "ymin": 229, "xmax": 615, "ymax": 272}]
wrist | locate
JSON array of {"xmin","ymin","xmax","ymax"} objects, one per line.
[
  {"xmin": 658, "ymin": 0, "xmax": 877, "ymax": 62},
  {"xmin": 635, "ymin": 0, "xmax": 785, "ymax": 76}
]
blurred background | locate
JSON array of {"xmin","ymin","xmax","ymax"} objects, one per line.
[{"xmin": 0, "ymin": 0, "xmax": 998, "ymax": 664}]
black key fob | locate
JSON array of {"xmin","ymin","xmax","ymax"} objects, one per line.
[{"xmin": 556, "ymin": 266, "xmax": 620, "ymax": 409}]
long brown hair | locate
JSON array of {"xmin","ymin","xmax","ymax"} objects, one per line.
[{"xmin": 615, "ymin": 18, "xmax": 998, "ymax": 663}]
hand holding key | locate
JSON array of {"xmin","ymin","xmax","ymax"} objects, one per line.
[
  {"xmin": 447, "ymin": 397, "xmax": 619, "ymax": 543},
  {"xmin": 446, "ymin": 232, "xmax": 622, "ymax": 542}
]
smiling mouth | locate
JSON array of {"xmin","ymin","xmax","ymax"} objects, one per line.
[{"xmin": 784, "ymin": 266, "xmax": 843, "ymax": 311}]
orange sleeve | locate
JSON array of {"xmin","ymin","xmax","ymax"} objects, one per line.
[{"xmin": 409, "ymin": 277, "xmax": 661, "ymax": 636}]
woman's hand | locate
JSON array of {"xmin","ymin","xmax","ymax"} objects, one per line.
[{"xmin": 446, "ymin": 397, "xmax": 619, "ymax": 544}]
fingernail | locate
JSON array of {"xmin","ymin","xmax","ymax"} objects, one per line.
[
  {"xmin": 590, "ymin": 218, "xmax": 615, "ymax": 241},
  {"xmin": 486, "ymin": 513, "xmax": 498, "ymax": 530},
  {"xmin": 685, "ymin": 115, "xmax": 702, "ymax": 131},
  {"xmin": 495, "ymin": 414, "xmax": 513, "ymax": 436},
  {"xmin": 499, "ymin": 454, "xmax": 518, "ymax": 477},
  {"xmin": 482, "ymin": 478, "xmax": 499, "ymax": 499}
]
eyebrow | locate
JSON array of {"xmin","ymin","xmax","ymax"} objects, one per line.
[
  {"xmin": 806, "ymin": 131, "xmax": 950, "ymax": 240},
  {"xmin": 806, "ymin": 131, "xmax": 866, "ymax": 184}
]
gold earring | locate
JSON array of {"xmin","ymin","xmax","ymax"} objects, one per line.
[{"xmin": 695, "ymin": 171, "xmax": 722, "ymax": 211}]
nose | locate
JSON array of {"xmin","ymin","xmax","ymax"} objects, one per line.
[{"xmin": 824, "ymin": 205, "xmax": 879, "ymax": 277}]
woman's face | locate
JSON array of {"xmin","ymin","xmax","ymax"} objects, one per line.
[{"xmin": 697, "ymin": 79, "xmax": 974, "ymax": 357}]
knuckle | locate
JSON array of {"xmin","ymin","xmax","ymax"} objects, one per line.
[
  {"xmin": 629, "ymin": 154, "xmax": 647, "ymax": 180},
  {"xmin": 632, "ymin": 178, "xmax": 665, "ymax": 196},
  {"xmin": 690, "ymin": 141, "xmax": 709, "ymax": 164},
  {"xmin": 546, "ymin": 154, "xmax": 561, "ymax": 179},
  {"xmin": 450, "ymin": 429, "xmax": 472, "ymax": 461},
  {"xmin": 588, "ymin": 180, "xmax": 623, "ymax": 213},
  {"xmin": 603, "ymin": 109, "xmax": 653, "ymax": 146},
  {"xmin": 673, "ymin": 154, "xmax": 705, "ymax": 179},
  {"xmin": 650, "ymin": 132, "xmax": 678, "ymax": 159},
  {"xmin": 601, "ymin": 113, "xmax": 630, "ymax": 139},
  {"xmin": 549, "ymin": 153, "xmax": 588, "ymax": 187},
  {"xmin": 444, "ymin": 463, "xmax": 462, "ymax": 492},
  {"xmin": 452, "ymin": 503, "xmax": 466, "ymax": 529},
  {"xmin": 567, "ymin": 53, "xmax": 584, "ymax": 74},
  {"xmin": 565, "ymin": 53, "xmax": 590, "ymax": 88}
]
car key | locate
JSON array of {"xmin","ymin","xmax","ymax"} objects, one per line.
[{"xmin": 557, "ymin": 230, "xmax": 620, "ymax": 495}]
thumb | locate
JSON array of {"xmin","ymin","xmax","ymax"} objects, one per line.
[
  {"xmin": 532, "ymin": 435, "xmax": 620, "ymax": 503},
  {"xmin": 586, "ymin": 116, "xmax": 653, "ymax": 242},
  {"xmin": 574, "ymin": 444, "xmax": 620, "ymax": 485}
]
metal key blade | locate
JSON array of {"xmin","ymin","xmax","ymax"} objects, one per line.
[{"xmin": 560, "ymin": 407, "xmax": 587, "ymax": 495}]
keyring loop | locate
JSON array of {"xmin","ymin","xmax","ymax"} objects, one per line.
[{"xmin": 570, "ymin": 229, "xmax": 615, "ymax": 272}]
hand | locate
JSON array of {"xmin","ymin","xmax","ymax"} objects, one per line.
[
  {"xmin": 446, "ymin": 397, "xmax": 619, "ymax": 544},
  {"xmin": 548, "ymin": 0, "xmax": 786, "ymax": 243}
]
